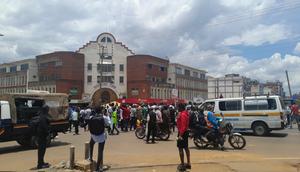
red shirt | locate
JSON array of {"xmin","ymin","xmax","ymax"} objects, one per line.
[
  {"xmin": 176, "ymin": 110, "xmax": 189, "ymax": 136},
  {"xmin": 291, "ymin": 104, "xmax": 299, "ymax": 115},
  {"xmin": 121, "ymin": 107, "xmax": 130, "ymax": 119}
]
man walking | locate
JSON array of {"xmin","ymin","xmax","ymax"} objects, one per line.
[
  {"xmin": 291, "ymin": 102, "xmax": 300, "ymax": 130},
  {"xmin": 36, "ymin": 104, "xmax": 50, "ymax": 169},
  {"xmin": 176, "ymin": 103, "xmax": 191, "ymax": 171}
]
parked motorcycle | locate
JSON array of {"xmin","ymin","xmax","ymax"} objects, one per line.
[
  {"xmin": 193, "ymin": 115, "xmax": 246, "ymax": 150},
  {"xmin": 135, "ymin": 120, "xmax": 170, "ymax": 140}
]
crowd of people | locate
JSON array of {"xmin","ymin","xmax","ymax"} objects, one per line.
[{"xmin": 37, "ymin": 101, "xmax": 222, "ymax": 171}]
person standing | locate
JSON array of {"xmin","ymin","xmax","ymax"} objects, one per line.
[
  {"xmin": 290, "ymin": 102, "xmax": 300, "ymax": 130},
  {"xmin": 110, "ymin": 107, "xmax": 120, "ymax": 135},
  {"xmin": 176, "ymin": 103, "xmax": 191, "ymax": 171},
  {"xmin": 87, "ymin": 106, "xmax": 108, "ymax": 172},
  {"xmin": 36, "ymin": 104, "xmax": 50, "ymax": 169},
  {"xmin": 146, "ymin": 106, "xmax": 157, "ymax": 144},
  {"xmin": 72, "ymin": 108, "xmax": 79, "ymax": 135}
]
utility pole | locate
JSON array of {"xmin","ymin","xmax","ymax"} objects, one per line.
[{"xmin": 285, "ymin": 70, "xmax": 292, "ymax": 98}]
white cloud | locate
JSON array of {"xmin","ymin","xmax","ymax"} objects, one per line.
[
  {"xmin": 172, "ymin": 36, "xmax": 300, "ymax": 93},
  {"xmin": 294, "ymin": 42, "xmax": 300, "ymax": 54},
  {"xmin": 222, "ymin": 24, "xmax": 290, "ymax": 46}
]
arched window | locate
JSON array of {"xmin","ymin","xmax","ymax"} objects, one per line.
[
  {"xmin": 107, "ymin": 37, "xmax": 112, "ymax": 43},
  {"xmin": 101, "ymin": 37, "xmax": 106, "ymax": 42}
]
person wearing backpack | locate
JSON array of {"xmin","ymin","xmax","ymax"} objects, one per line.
[
  {"xmin": 36, "ymin": 104, "xmax": 50, "ymax": 169},
  {"xmin": 88, "ymin": 106, "xmax": 108, "ymax": 172}
]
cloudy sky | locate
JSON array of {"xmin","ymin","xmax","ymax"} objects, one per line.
[{"xmin": 1, "ymin": 0, "xmax": 300, "ymax": 94}]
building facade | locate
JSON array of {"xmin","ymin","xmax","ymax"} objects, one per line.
[
  {"xmin": 208, "ymin": 74, "xmax": 251, "ymax": 99},
  {"xmin": 0, "ymin": 59, "xmax": 38, "ymax": 94},
  {"xmin": 168, "ymin": 63, "xmax": 208, "ymax": 101},
  {"xmin": 28, "ymin": 51, "xmax": 84, "ymax": 99},
  {"xmin": 77, "ymin": 33, "xmax": 134, "ymax": 105},
  {"xmin": 127, "ymin": 55, "xmax": 174, "ymax": 99}
]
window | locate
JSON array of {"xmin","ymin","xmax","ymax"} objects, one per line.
[
  {"xmin": 200, "ymin": 102, "xmax": 215, "ymax": 111},
  {"xmin": 10, "ymin": 66, "xmax": 17, "ymax": 72},
  {"xmin": 184, "ymin": 69, "xmax": 190, "ymax": 76},
  {"xmin": 193, "ymin": 72, "xmax": 198, "ymax": 78},
  {"xmin": 20, "ymin": 64, "xmax": 29, "ymax": 71},
  {"xmin": 119, "ymin": 64, "xmax": 124, "ymax": 72},
  {"xmin": 98, "ymin": 76, "xmax": 114, "ymax": 83},
  {"xmin": 87, "ymin": 75, "xmax": 92, "ymax": 83},
  {"xmin": 160, "ymin": 66, "xmax": 165, "ymax": 72},
  {"xmin": 107, "ymin": 37, "xmax": 112, "ymax": 43},
  {"xmin": 147, "ymin": 64, "xmax": 153, "ymax": 69},
  {"xmin": 97, "ymin": 64, "xmax": 115, "ymax": 72},
  {"xmin": 131, "ymin": 88, "xmax": 139, "ymax": 96},
  {"xmin": 244, "ymin": 98, "xmax": 277, "ymax": 110},
  {"xmin": 87, "ymin": 63, "xmax": 92, "ymax": 70},
  {"xmin": 101, "ymin": 37, "xmax": 106, "ymax": 42},
  {"xmin": 219, "ymin": 101, "xmax": 242, "ymax": 111},
  {"xmin": 55, "ymin": 61, "xmax": 63, "ymax": 67},
  {"xmin": 0, "ymin": 68, "xmax": 6, "ymax": 73},
  {"xmin": 176, "ymin": 67, "xmax": 182, "ymax": 74},
  {"xmin": 120, "ymin": 76, "xmax": 124, "ymax": 84}
]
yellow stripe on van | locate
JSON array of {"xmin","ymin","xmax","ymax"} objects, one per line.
[
  {"xmin": 242, "ymin": 112, "xmax": 281, "ymax": 116},
  {"xmin": 215, "ymin": 114, "xmax": 241, "ymax": 117}
]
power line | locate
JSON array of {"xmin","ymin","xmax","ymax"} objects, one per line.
[{"xmin": 207, "ymin": 1, "xmax": 300, "ymax": 27}]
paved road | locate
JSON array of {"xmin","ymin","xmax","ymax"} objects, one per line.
[{"xmin": 0, "ymin": 127, "xmax": 300, "ymax": 171}]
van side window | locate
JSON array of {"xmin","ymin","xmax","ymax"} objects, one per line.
[
  {"xmin": 244, "ymin": 99, "xmax": 277, "ymax": 110},
  {"xmin": 219, "ymin": 101, "xmax": 241, "ymax": 111}
]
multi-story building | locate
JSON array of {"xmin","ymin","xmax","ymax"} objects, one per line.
[
  {"xmin": 168, "ymin": 63, "xmax": 208, "ymax": 101},
  {"xmin": 28, "ymin": 51, "xmax": 84, "ymax": 99},
  {"xmin": 208, "ymin": 74, "xmax": 251, "ymax": 99},
  {"xmin": 0, "ymin": 59, "xmax": 38, "ymax": 94},
  {"xmin": 77, "ymin": 33, "xmax": 134, "ymax": 105},
  {"xmin": 127, "ymin": 55, "xmax": 174, "ymax": 99},
  {"xmin": 262, "ymin": 81, "xmax": 284, "ymax": 96}
]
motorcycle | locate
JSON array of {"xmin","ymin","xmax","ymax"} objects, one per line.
[
  {"xmin": 135, "ymin": 120, "xmax": 170, "ymax": 141},
  {"xmin": 193, "ymin": 114, "xmax": 246, "ymax": 150}
]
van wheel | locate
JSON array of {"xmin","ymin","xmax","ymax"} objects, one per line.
[{"xmin": 252, "ymin": 122, "xmax": 269, "ymax": 136}]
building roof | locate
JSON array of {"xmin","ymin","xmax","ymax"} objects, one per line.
[{"xmin": 169, "ymin": 63, "xmax": 206, "ymax": 73}]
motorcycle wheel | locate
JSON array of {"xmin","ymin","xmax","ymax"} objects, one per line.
[
  {"xmin": 193, "ymin": 138, "xmax": 208, "ymax": 149},
  {"xmin": 135, "ymin": 127, "xmax": 146, "ymax": 139},
  {"xmin": 228, "ymin": 134, "xmax": 246, "ymax": 149},
  {"xmin": 158, "ymin": 130, "xmax": 170, "ymax": 141}
]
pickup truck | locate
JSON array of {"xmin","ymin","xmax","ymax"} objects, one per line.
[{"xmin": 0, "ymin": 93, "xmax": 69, "ymax": 147}]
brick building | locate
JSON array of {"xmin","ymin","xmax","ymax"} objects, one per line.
[
  {"xmin": 127, "ymin": 55, "xmax": 174, "ymax": 99},
  {"xmin": 29, "ymin": 51, "xmax": 84, "ymax": 99}
]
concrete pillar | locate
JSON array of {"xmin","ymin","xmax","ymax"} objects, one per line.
[{"xmin": 70, "ymin": 146, "xmax": 75, "ymax": 169}]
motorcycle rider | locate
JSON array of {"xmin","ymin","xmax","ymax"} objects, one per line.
[{"xmin": 207, "ymin": 104, "xmax": 225, "ymax": 150}]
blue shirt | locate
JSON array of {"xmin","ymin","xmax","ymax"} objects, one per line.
[{"xmin": 207, "ymin": 111, "xmax": 219, "ymax": 129}]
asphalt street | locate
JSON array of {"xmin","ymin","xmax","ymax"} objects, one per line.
[{"xmin": 0, "ymin": 127, "xmax": 300, "ymax": 172}]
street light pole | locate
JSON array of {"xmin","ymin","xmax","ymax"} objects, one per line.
[{"xmin": 97, "ymin": 43, "xmax": 105, "ymax": 105}]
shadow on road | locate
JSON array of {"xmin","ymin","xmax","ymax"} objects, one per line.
[
  {"xmin": 0, "ymin": 141, "xmax": 70, "ymax": 155},
  {"xmin": 241, "ymin": 132, "xmax": 288, "ymax": 138}
]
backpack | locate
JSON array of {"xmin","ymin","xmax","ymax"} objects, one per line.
[
  {"xmin": 88, "ymin": 116, "xmax": 105, "ymax": 135},
  {"xmin": 28, "ymin": 116, "xmax": 40, "ymax": 135}
]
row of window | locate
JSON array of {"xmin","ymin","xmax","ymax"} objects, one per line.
[
  {"xmin": 0, "ymin": 75, "xmax": 27, "ymax": 87},
  {"xmin": 87, "ymin": 63, "xmax": 124, "ymax": 72},
  {"xmin": 212, "ymin": 99, "xmax": 277, "ymax": 111},
  {"xmin": 0, "ymin": 64, "xmax": 29, "ymax": 73},
  {"xmin": 87, "ymin": 75, "xmax": 124, "ymax": 84},
  {"xmin": 150, "ymin": 87, "xmax": 173, "ymax": 99},
  {"xmin": 175, "ymin": 67, "xmax": 206, "ymax": 79},
  {"xmin": 0, "ymin": 87, "xmax": 27, "ymax": 94},
  {"xmin": 30, "ymin": 86, "xmax": 56, "ymax": 93},
  {"xmin": 176, "ymin": 78, "xmax": 207, "ymax": 89},
  {"xmin": 147, "ymin": 64, "xmax": 167, "ymax": 72}
]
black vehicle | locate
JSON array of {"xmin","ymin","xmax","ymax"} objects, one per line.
[
  {"xmin": 193, "ymin": 116, "xmax": 246, "ymax": 150},
  {"xmin": 135, "ymin": 120, "xmax": 170, "ymax": 140}
]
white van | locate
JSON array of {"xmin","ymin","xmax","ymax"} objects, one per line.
[{"xmin": 200, "ymin": 95, "xmax": 287, "ymax": 136}]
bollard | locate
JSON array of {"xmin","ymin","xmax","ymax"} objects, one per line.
[
  {"xmin": 84, "ymin": 142, "xmax": 89, "ymax": 160},
  {"xmin": 70, "ymin": 146, "xmax": 75, "ymax": 169}
]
